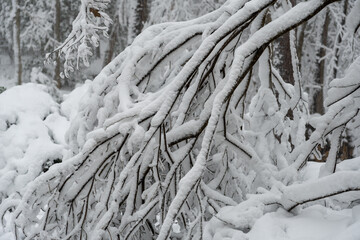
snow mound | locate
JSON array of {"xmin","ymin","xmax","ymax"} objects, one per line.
[
  {"xmin": 0, "ymin": 83, "xmax": 69, "ymax": 201},
  {"xmin": 248, "ymin": 205, "xmax": 360, "ymax": 240}
]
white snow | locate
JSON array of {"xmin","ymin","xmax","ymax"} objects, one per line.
[
  {"xmin": 248, "ymin": 206, "xmax": 359, "ymax": 240},
  {"xmin": 0, "ymin": 83, "xmax": 69, "ymax": 238},
  {"xmin": 1, "ymin": 0, "xmax": 360, "ymax": 239},
  {"xmin": 61, "ymin": 81, "xmax": 92, "ymax": 121}
]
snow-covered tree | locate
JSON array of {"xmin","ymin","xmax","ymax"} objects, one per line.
[
  {"xmin": 103, "ymin": 0, "xmax": 225, "ymax": 68},
  {"xmin": 300, "ymin": 0, "xmax": 360, "ymax": 114},
  {"xmin": 148, "ymin": 0, "xmax": 225, "ymax": 24},
  {"xmin": 295, "ymin": 0, "xmax": 360, "ymax": 161},
  {"xmin": 46, "ymin": 0, "xmax": 112, "ymax": 78},
  {"xmin": 2, "ymin": 0, "xmax": 360, "ymax": 239},
  {"xmin": 0, "ymin": 0, "xmax": 67, "ymax": 86}
]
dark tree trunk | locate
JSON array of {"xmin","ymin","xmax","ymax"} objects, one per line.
[
  {"xmin": 272, "ymin": 0, "xmax": 296, "ymax": 85},
  {"xmin": 128, "ymin": 0, "xmax": 149, "ymax": 44},
  {"xmin": 54, "ymin": 0, "xmax": 62, "ymax": 88},
  {"xmin": 274, "ymin": 33, "xmax": 295, "ymax": 85},
  {"xmin": 332, "ymin": 0, "xmax": 348, "ymax": 79},
  {"xmin": 297, "ymin": 22, "xmax": 307, "ymax": 71},
  {"xmin": 12, "ymin": 0, "xmax": 22, "ymax": 85},
  {"xmin": 103, "ymin": 16, "xmax": 119, "ymax": 67},
  {"xmin": 313, "ymin": 10, "xmax": 330, "ymax": 115}
]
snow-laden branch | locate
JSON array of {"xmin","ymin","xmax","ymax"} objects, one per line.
[
  {"xmin": 46, "ymin": 0, "xmax": 112, "ymax": 77},
  {"xmin": 7, "ymin": 0, "xmax": 360, "ymax": 239},
  {"xmin": 346, "ymin": 0, "xmax": 360, "ymax": 35},
  {"xmin": 205, "ymin": 168, "xmax": 360, "ymax": 238},
  {"xmin": 282, "ymin": 170, "xmax": 360, "ymax": 211}
]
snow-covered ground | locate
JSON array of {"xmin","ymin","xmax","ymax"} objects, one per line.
[
  {"xmin": 248, "ymin": 158, "xmax": 360, "ymax": 239},
  {"xmin": 1, "ymin": 201, "xmax": 359, "ymax": 239},
  {"xmin": 248, "ymin": 205, "xmax": 360, "ymax": 240}
]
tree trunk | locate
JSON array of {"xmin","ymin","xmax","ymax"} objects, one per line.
[
  {"xmin": 103, "ymin": 15, "xmax": 119, "ymax": 67},
  {"xmin": 275, "ymin": 33, "xmax": 295, "ymax": 84},
  {"xmin": 12, "ymin": 0, "xmax": 22, "ymax": 85},
  {"xmin": 6, "ymin": 43, "xmax": 14, "ymax": 64},
  {"xmin": 127, "ymin": 0, "xmax": 149, "ymax": 44},
  {"xmin": 272, "ymin": 0, "xmax": 296, "ymax": 85},
  {"xmin": 332, "ymin": 0, "xmax": 348, "ymax": 79},
  {"xmin": 313, "ymin": 10, "xmax": 330, "ymax": 115},
  {"xmin": 54, "ymin": 0, "xmax": 62, "ymax": 88},
  {"xmin": 297, "ymin": 22, "xmax": 307, "ymax": 72}
]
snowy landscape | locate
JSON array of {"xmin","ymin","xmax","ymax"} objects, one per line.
[{"xmin": 1, "ymin": 0, "xmax": 360, "ymax": 239}]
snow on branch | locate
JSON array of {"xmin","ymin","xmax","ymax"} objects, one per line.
[
  {"xmin": 46, "ymin": 0, "xmax": 112, "ymax": 78},
  {"xmin": 346, "ymin": 0, "xmax": 360, "ymax": 35},
  {"xmin": 282, "ymin": 170, "xmax": 360, "ymax": 211}
]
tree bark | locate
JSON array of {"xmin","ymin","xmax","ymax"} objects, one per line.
[
  {"xmin": 297, "ymin": 22, "xmax": 307, "ymax": 71},
  {"xmin": 103, "ymin": 15, "xmax": 119, "ymax": 67},
  {"xmin": 54, "ymin": 0, "xmax": 62, "ymax": 88},
  {"xmin": 274, "ymin": 33, "xmax": 295, "ymax": 85},
  {"xmin": 127, "ymin": 0, "xmax": 149, "ymax": 44},
  {"xmin": 332, "ymin": 0, "xmax": 348, "ymax": 79},
  {"xmin": 12, "ymin": 0, "xmax": 22, "ymax": 85},
  {"xmin": 313, "ymin": 9, "xmax": 330, "ymax": 115},
  {"xmin": 272, "ymin": 0, "xmax": 296, "ymax": 85}
]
